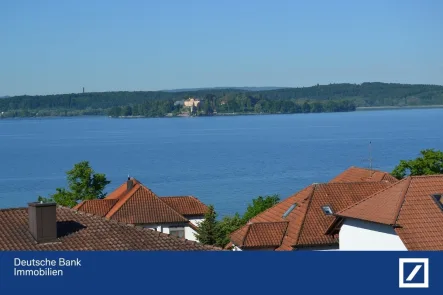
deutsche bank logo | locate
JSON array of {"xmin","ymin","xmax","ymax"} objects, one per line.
[{"xmin": 399, "ymin": 258, "xmax": 429, "ymax": 288}]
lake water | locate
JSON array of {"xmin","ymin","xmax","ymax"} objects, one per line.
[{"xmin": 0, "ymin": 109, "xmax": 442, "ymax": 216}]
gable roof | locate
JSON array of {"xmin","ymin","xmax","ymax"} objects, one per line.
[
  {"xmin": 107, "ymin": 185, "xmax": 189, "ymax": 224},
  {"xmin": 329, "ymin": 175, "xmax": 443, "ymax": 250},
  {"xmin": 75, "ymin": 178, "xmax": 206, "ymax": 224},
  {"xmin": 230, "ymin": 182, "xmax": 389, "ymax": 250},
  {"xmin": 330, "ymin": 166, "xmax": 398, "ymax": 184},
  {"xmin": 160, "ymin": 196, "xmax": 208, "ymax": 216},
  {"xmin": 0, "ymin": 206, "xmax": 219, "ymax": 251},
  {"xmin": 231, "ymin": 222, "xmax": 289, "ymax": 248},
  {"xmin": 74, "ymin": 199, "xmax": 118, "ymax": 217}
]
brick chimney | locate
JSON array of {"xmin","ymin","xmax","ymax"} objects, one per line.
[
  {"xmin": 28, "ymin": 202, "xmax": 57, "ymax": 243},
  {"xmin": 127, "ymin": 176, "xmax": 133, "ymax": 191}
]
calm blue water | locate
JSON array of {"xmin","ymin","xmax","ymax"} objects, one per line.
[{"xmin": 0, "ymin": 109, "xmax": 442, "ymax": 216}]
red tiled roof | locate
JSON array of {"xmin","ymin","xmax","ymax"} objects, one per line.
[
  {"xmin": 106, "ymin": 184, "xmax": 189, "ymax": 224},
  {"xmin": 332, "ymin": 178, "xmax": 411, "ymax": 225},
  {"xmin": 73, "ymin": 199, "xmax": 118, "ymax": 217},
  {"xmin": 330, "ymin": 175, "xmax": 443, "ymax": 250},
  {"xmin": 231, "ymin": 222, "xmax": 288, "ymax": 248},
  {"xmin": 330, "ymin": 166, "xmax": 398, "ymax": 184},
  {"xmin": 0, "ymin": 206, "xmax": 220, "ymax": 251},
  {"xmin": 75, "ymin": 178, "xmax": 207, "ymax": 225},
  {"xmin": 230, "ymin": 182, "xmax": 389, "ymax": 250},
  {"xmin": 160, "ymin": 196, "xmax": 208, "ymax": 216}
]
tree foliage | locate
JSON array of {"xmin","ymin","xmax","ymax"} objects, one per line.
[
  {"xmin": 215, "ymin": 213, "xmax": 244, "ymax": 248},
  {"xmin": 194, "ymin": 205, "xmax": 219, "ymax": 245},
  {"xmin": 2, "ymin": 82, "xmax": 442, "ymax": 118},
  {"xmin": 242, "ymin": 195, "xmax": 280, "ymax": 223},
  {"xmin": 392, "ymin": 149, "xmax": 443, "ymax": 179},
  {"xmin": 196, "ymin": 195, "xmax": 280, "ymax": 248},
  {"xmin": 38, "ymin": 161, "xmax": 111, "ymax": 207}
]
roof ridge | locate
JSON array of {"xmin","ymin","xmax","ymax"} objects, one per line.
[
  {"xmin": 249, "ymin": 221, "xmax": 289, "ymax": 225},
  {"xmin": 392, "ymin": 177, "xmax": 412, "ymax": 225},
  {"xmin": 278, "ymin": 222, "xmax": 290, "ymax": 247},
  {"xmin": 326, "ymin": 181, "xmax": 390, "ymax": 185},
  {"xmin": 67, "ymin": 205, "xmax": 218, "ymax": 249},
  {"xmin": 157, "ymin": 193, "xmax": 193, "ymax": 222},
  {"xmin": 293, "ymin": 184, "xmax": 316, "ymax": 247},
  {"xmin": 242, "ymin": 223, "xmax": 252, "ymax": 247},
  {"xmin": 335, "ymin": 178, "xmax": 409, "ymax": 216},
  {"xmin": 0, "ymin": 206, "xmax": 27, "ymax": 212},
  {"xmin": 411, "ymin": 174, "xmax": 443, "ymax": 178},
  {"xmin": 104, "ymin": 183, "xmax": 142, "ymax": 219},
  {"xmin": 161, "ymin": 195, "xmax": 195, "ymax": 199}
]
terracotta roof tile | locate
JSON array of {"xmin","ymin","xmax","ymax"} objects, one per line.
[
  {"xmin": 75, "ymin": 178, "xmax": 208, "ymax": 225},
  {"xmin": 160, "ymin": 196, "xmax": 208, "ymax": 216},
  {"xmin": 0, "ymin": 206, "xmax": 219, "ymax": 251},
  {"xmin": 73, "ymin": 199, "xmax": 118, "ymax": 217},
  {"xmin": 332, "ymin": 175, "xmax": 443, "ymax": 250},
  {"xmin": 334, "ymin": 178, "xmax": 411, "ymax": 225},
  {"xmin": 230, "ymin": 182, "xmax": 388, "ymax": 250},
  {"xmin": 330, "ymin": 166, "xmax": 398, "ymax": 184},
  {"xmin": 296, "ymin": 182, "xmax": 389, "ymax": 247},
  {"xmin": 107, "ymin": 185, "xmax": 188, "ymax": 224},
  {"xmin": 243, "ymin": 222, "xmax": 288, "ymax": 248}
]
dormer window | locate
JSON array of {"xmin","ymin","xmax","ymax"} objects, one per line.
[
  {"xmin": 321, "ymin": 205, "xmax": 334, "ymax": 215},
  {"xmin": 431, "ymin": 194, "xmax": 443, "ymax": 210}
]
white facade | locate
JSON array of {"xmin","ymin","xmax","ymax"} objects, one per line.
[
  {"xmin": 141, "ymin": 223, "xmax": 199, "ymax": 242},
  {"xmin": 339, "ymin": 218, "xmax": 407, "ymax": 251},
  {"xmin": 188, "ymin": 217, "xmax": 204, "ymax": 227}
]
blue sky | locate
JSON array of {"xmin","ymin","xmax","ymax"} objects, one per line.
[{"xmin": 1, "ymin": 0, "xmax": 442, "ymax": 96}]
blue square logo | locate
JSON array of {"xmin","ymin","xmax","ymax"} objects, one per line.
[{"xmin": 399, "ymin": 258, "xmax": 429, "ymax": 288}]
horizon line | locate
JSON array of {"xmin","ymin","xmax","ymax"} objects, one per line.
[{"xmin": 3, "ymin": 81, "xmax": 443, "ymax": 98}]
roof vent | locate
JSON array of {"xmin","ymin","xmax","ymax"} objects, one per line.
[
  {"xmin": 28, "ymin": 202, "xmax": 57, "ymax": 243},
  {"xmin": 431, "ymin": 194, "xmax": 443, "ymax": 210},
  {"xmin": 321, "ymin": 205, "xmax": 334, "ymax": 215},
  {"xmin": 282, "ymin": 203, "xmax": 297, "ymax": 218}
]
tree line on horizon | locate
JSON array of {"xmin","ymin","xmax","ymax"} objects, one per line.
[{"xmin": 1, "ymin": 82, "xmax": 443, "ymax": 118}]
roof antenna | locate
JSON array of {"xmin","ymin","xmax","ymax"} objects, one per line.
[{"xmin": 368, "ymin": 141, "xmax": 373, "ymax": 174}]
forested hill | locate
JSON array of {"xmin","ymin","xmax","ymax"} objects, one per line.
[{"xmin": 1, "ymin": 82, "xmax": 443, "ymax": 118}]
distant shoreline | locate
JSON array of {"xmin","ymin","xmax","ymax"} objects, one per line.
[
  {"xmin": 356, "ymin": 105, "xmax": 443, "ymax": 111},
  {"xmin": 2, "ymin": 106, "xmax": 443, "ymax": 120}
]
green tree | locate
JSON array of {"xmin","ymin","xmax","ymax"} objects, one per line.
[
  {"xmin": 242, "ymin": 194, "xmax": 280, "ymax": 223},
  {"xmin": 215, "ymin": 213, "xmax": 244, "ymax": 248},
  {"xmin": 392, "ymin": 149, "xmax": 443, "ymax": 179},
  {"xmin": 302, "ymin": 101, "xmax": 311, "ymax": 113},
  {"xmin": 123, "ymin": 105, "xmax": 132, "ymax": 116},
  {"xmin": 195, "ymin": 205, "xmax": 219, "ymax": 245},
  {"xmin": 38, "ymin": 161, "xmax": 111, "ymax": 207}
]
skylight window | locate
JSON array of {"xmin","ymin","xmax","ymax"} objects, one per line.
[
  {"xmin": 431, "ymin": 194, "xmax": 443, "ymax": 210},
  {"xmin": 282, "ymin": 203, "xmax": 297, "ymax": 218},
  {"xmin": 321, "ymin": 205, "xmax": 334, "ymax": 215}
]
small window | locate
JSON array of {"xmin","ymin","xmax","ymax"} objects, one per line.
[
  {"xmin": 169, "ymin": 228, "xmax": 185, "ymax": 238},
  {"xmin": 431, "ymin": 194, "xmax": 443, "ymax": 210},
  {"xmin": 282, "ymin": 203, "xmax": 297, "ymax": 218},
  {"xmin": 321, "ymin": 205, "xmax": 334, "ymax": 215}
]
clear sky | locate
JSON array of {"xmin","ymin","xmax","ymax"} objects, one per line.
[{"xmin": 1, "ymin": 0, "xmax": 442, "ymax": 96}]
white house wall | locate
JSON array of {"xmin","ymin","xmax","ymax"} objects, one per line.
[
  {"xmin": 184, "ymin": 226, "xmax": 197, "ymax": 241},
  {"xmin": 140, "ymin": 223, "xmax": 197, "ymax": 241},
  {"xmin": 188, "ymin": 217, "xmax": 204, "ymax": 227},
  {"xmin": 339, "ymin": 218, "xmax": 407, "ymax": 251}
]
